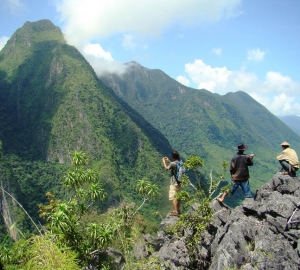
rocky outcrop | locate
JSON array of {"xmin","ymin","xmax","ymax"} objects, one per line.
[
  {"xmin": 83, "ymin": 248, "xmax": 125, "ymax": 270},
  {"xmin": 133, "ymin": 173, "xmax": 300, "ymax": 269}
]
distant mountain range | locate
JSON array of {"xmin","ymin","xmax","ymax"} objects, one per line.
[{"xmin": 278, "ymin": 115, "xmax": 300, "ymax": 136}]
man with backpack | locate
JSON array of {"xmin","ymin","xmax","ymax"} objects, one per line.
[
  {"xmin": 216, "ymin": 143, "xmax": 254, "ymax": 203},
  {"xmin": 162, "ymin": 151, "xmax": 182, "ymax": 216}
]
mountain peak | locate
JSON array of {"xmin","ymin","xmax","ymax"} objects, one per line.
[
  {"xmin": 125, "ymin": 61, "xmax": 140, "ymax": 66},
  {"xmin": 125, "ymin": 61, "xmax": 148, "ymax": 71},
  {"xmin": 6, "ymin": 19, "xmax": 64, "ymax": 49},
  {"xmin": 22, "ymin": 19, "xmax": 59, "ymax": 32}
]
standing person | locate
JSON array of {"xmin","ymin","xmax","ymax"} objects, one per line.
[
  {"xmin": 216, "ymin": 143, "xmax": 254, "ymax": 203},
  {"xmin": 162, "ymin": 151, "xmax": 181, "ymax": 216},
  {"xmin": 277, "ymin": 141, "xmax": 299, "ymax": 176}
]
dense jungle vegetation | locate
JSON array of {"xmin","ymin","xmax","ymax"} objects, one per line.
[{"xmin": 0, "ymin": 149, "xmax": 227, "ymax": 269}]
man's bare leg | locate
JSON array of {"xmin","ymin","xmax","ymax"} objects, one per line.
[{"xmin": 172, "ymin": 200, "xmax": 180, "ymax": 215}]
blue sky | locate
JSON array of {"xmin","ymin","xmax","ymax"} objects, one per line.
[{"xmin": 1, "ymin": 0, "xmax": 300, "ymax": 116}]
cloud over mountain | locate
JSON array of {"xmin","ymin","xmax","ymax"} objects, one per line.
[
  {"xmin": 53, "ymin": 0, "xmax": 242, "ymax": 76},
  {"xmin": 177, "ymin": 58, "xmax": 300, "ymax": 116}
]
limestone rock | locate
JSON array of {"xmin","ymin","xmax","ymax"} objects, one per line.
[{"xmin": 134, "ymin": 173, "xmax": 300, "ymax": 269}]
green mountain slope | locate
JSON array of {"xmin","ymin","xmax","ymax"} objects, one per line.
[
  {"xmin": 0, "ymin": 21, "xmax": 172, "ymax": 228},
  {"xmin": 223, "ymin": 91, "xmax": 300, "ymax": 147},
  {"xmin": 100, "ymin": 62, "xmax": 300, "ymax": 204}
]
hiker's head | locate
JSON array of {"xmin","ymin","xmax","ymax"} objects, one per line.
[
  {"xmin": 237, "ymin": 143, "xmax": 248, "ymax": 153},
  {"xmin": 281, "ymin": 141, "xmax": 290, "ymax": 149},
  {"xmin": 171, "ymin": 151, "xmax": 180, "ymax": 160}
]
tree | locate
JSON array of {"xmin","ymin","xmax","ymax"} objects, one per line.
[
  {"xmin": 39, "ymin": 151, "xmax": 108, "ymax": 264},
  {"xmin": 39, "ymin": 151, "xmax": 159, "ymax": 267},
  {"xmin": 134, "ymin": 178, "xmax": 160, "ymax": 216}
]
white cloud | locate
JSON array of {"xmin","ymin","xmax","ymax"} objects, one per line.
[
  {"xmin": 184, "ymin": 59, "xmax": 232, "ymax": 92},
  {"xmin": 83, "ymin": 43, "xmax": 113, "ymax": 62},
  {"xmin": 180, "ymin": 59, "xmax": 300, "ymax": 116},
  {"xmin": 85, "ymin": 55, "xmax": 126, "ymax": 76},
  {"xmin": 82, "ymin": 43, "xmax": 126, "ymax": 75},
  {"xmin": 53, "ymin": 0, "xmax": 242, "ymax": 75},
  {"xmin": 0, "ymin": 36, "xmax": 9, "ymax": 51},
  {"xmin": 262, "ymin": 71, "xmax": 299, "ymax": 93},
  {"xmin": 122, "ymin": 34, "xmax": 137, "ymax": 51},
  {"xmin": 230, "ymin": 71, "xmax": 259, "ymax": 91},
  {"xmin": 2, "ymin": 0, "xmax": 26, "ymax": 15},
  {"xmin": 212, "ymin": 47, "xmax": 222, "ymax": 56},
  {"xmin": 250, "ymin": 93, "xmax": 300, "ymax": 116},
  {"xmin": 247, "ymin": 48, "xmax": 265, "ymax": 62},
  {"xmin": 177, "ymin": 75, "xmax": 190, "ymax": 86},
  {"xmin": 54, "ymin": 0, "xmax": 242, "ymax": 47}
]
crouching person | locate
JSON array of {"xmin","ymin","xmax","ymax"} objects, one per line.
[{"xmin": 277, "ymin": 141, "xmax": 299, "ymax": 176}]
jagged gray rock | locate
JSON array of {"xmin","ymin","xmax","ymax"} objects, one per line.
[
  {"xmin": 83, "ymin": 248, "xmax": 125, "ymax": 270},
  {"xmin": 135, "ymin": 173, "xmax": 300, "ymax": 269}
]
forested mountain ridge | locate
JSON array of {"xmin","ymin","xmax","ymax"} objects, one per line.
[
  {"xmin": 0, "ymin": 20, "xmax": 172, "ymax": 236},
  {"xmin": 223, "ymin": 91, "xmax": 300, "ymax": 144},
  {"xmin": 100, "ymin": 61, "xmax": 300, "ymax": 200}
]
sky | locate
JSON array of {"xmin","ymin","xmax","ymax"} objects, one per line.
[{"xmin": 1, "ymin": 0, "xmax": 300, "ymax": 117}]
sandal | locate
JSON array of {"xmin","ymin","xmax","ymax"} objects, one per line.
[{"xmin": 170, "ymin": 211, "xmax": 179, "ymax": 216}]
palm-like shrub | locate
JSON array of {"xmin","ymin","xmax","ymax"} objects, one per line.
[
  {"xmin": 1, "ymin": 150, "xmax": 160, "ymax": 268},
  {"xmin": 39, "ymin": 151, "xmax": 108, "ymax": 263},
  {"xmin": 39, "ymin": 151, "xmax": 159, "ymax": 266}
]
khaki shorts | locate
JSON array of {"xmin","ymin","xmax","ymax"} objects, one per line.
[{"xmin": 169, "ymin": 184, "xmax": 181, "ymax": 201}]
